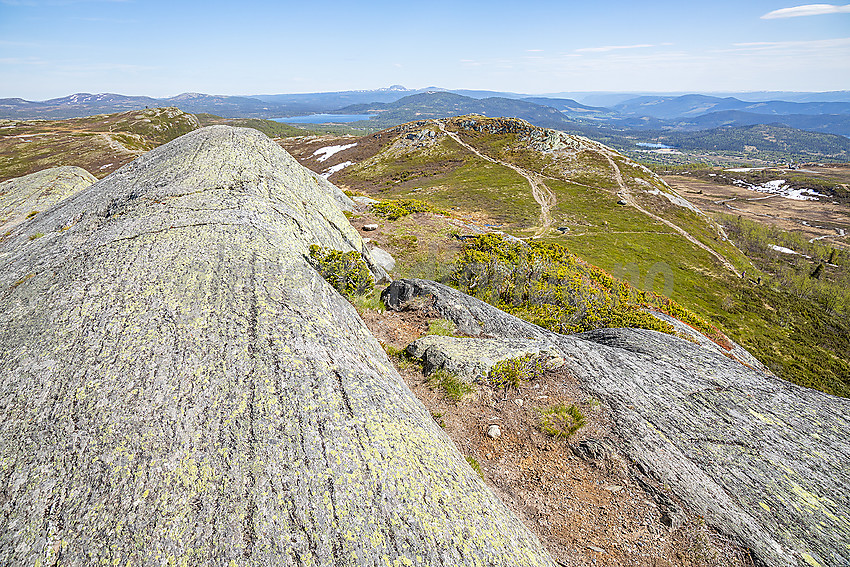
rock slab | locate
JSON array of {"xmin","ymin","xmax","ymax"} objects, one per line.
[
  {"xmin": 0, "ymin": 128, "xmax": 553, "ymax": 566},
  {"xmin": 0, "ymin": 166, "xmax": 96, "ymax": 234},
  {"xmin": 385, "ymin": 278, "xmax": 850, "ymax": 567}
]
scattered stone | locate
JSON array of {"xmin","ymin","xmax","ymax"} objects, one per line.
[
  {"xmin": 587, "ymin": 545, "xmax": 605, "ymax": 554},
  {"xmin": 487, "ymin": 425, "xmax": 502, "ymax": 439},
  {"xmin": 604, "ymin": 485, "xmax": 624, "ymax": 493},
  {"xmin": 617, "ymin": 199, "xmax": 628, "ymax": 205},
  {"xmin": 369, "ymin": 246, "xmax": 396, "ymax": 273},
  {"xmin": 514, "ymin": 399, "xmax": 524, "ymax": 407},
  {"xmin": 362, "ymin": 223, "xmax": 378, "ymax": 231},
  {"xmin": 405, "ymin": 334, "xmax": 551, "ymax": 381}
]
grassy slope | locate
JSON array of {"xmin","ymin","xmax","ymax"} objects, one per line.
[
  {"xmin": 0, "ymin": 110, "xmax": 309, "ymax": 183},
  {"xmin": 332, "ymin": 117, "xmax": 848, "ymax": 397},
  {"xmin": 0, "ymin": 108, "xmax": 200, "ymax": 181},
  {"xmin": 195, "ymin": 114, "xmax": 308, "ymax": 138}
]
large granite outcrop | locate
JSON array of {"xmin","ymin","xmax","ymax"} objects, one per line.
[
  {"xmin": 383, "ymin": 279, "xmax": 850, "ymax": 567},
  {"xmin": 0, "ymin": 127, "xmax": 553, "ymax": 566},
  {"xmin": 0, "ymin": 166, "xmax": 97, "ymax": 234}
]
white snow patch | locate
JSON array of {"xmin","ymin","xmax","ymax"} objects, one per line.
[
  {"xmin": 838, "ymin": 228, "xmax": 847, "ymax": 237},
  {"xmin": 312, "ymin": 143, "xmax": 357, "ymax": 162},
  {"xmin": 732, "ymin": 178, "xmax": 827, "ymax": 201},
  {"xmin": 321, "ymin": 161, "xmax": 353, "ymax": 179},
  {"xmin": 99, "ymin": 163, "xmax": 113, "ymax": 170},
  {"xmin": 769, "ymin": 245, "xmax": 799, "ymax": 255}
]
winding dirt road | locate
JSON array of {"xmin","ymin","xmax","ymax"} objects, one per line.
[
  {"xmin": 435, "ymin": 120, "xmax": 742, "ymax": 275},
  {"xmin": 437, "ymin": 121, "xmax": 556, "ymax": 238},
  {"xmin": 603, "ymin": 152, "xmax": 742, "ymax": 277}
]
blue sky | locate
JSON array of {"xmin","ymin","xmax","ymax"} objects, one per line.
[{"xmin": 1, "ymin": 0, "xmax": 848, "ymax": 99}]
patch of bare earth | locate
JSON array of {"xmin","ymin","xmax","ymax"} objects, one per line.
[
  {"xmin": 664, "ymin": 174, "xmax": 850, "ymax": 250},
  {"xmin": 359, "ymin": 305, "xmax": 756, "ymax": 567}
]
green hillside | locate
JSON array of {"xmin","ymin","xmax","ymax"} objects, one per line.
[{"xmin": 290, "ymin": 115, "xmax": 849, "ymax": 396}]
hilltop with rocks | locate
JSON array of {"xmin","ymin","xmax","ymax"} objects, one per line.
[{"xmin": 0, "ymin": 124, "xmax": 847, "ymax": 567}]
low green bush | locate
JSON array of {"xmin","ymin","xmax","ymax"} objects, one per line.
[
  {"xmin": 488, "ymin": 354, "xmax": 545, "ymax": 390},
  {"xmin": 308, "ymin": 245, "xmax": 373, "ymax": 299},
  {"xmin": 450, "ymin": 234, "xmax": 734, "ymax": 346},
  {"xmin": 428, "ymin": 369, "xmax": 473, "ymax": 402},
  {"xmin": 539, "ymin": 404, "xmax": 586, "ymax": 439},
  {"xmin": 372, "ymin": 198, "xmax": 446, "ymax": 220},
  {"xmin": 426, "ymin": 318, "xmax": 457, "ymax": 336}
]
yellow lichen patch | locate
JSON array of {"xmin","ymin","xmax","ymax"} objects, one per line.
[{"xmin": 801, "ymin": 552, "xmax": 821, "ymax": 566}]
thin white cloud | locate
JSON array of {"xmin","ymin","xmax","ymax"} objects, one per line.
[
  {"xmin": 0, "ymin": 56, "xmax": 46, "ymax": 65},
  {"xmin": 576, "ymin": 44, "xmax": 655, "ymax": 53},
  {"xmin": 761, "ymin": 3, "xmax": 850, "ymax": 19},
  {"xmin": 730, "ymin": 37, "xmax": 850, "ymax": 50},
  {"xmin": 526, "ymin": 49, "xmax": 543, "ymax": 52}
]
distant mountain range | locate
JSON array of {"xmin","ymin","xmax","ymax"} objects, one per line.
[
  {"xmin": 2, "ymin": 87, "xmax": 849, "ymax": 145},
  {"xmin": 610, "ymin": 94, "xmax": 850, "ymax": 119},
  {"xmin": 0, "ymin": 92, "xmax": 310, "ymax": 120},
  {"xmin": 336, "ymin": 91, "xmax": 579, "ymax": 129}
]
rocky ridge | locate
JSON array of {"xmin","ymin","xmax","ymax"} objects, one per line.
[{"xmin": 0, "ymin": 126, "xmax": 553, "ymax": 566}]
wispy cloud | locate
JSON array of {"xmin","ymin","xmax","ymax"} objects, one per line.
[
  {"xmin": 526, "ymin": 49, "xmax": 543, "ymax": 52},
  {"xmin": 730, "ymin": 37, "xmax": 850, "ymax": 50},
  {"xmin": 0, "ymin": 56, "xmax": 46, "ymax": 65},
  {"xmin": 575, "ymin": 44, "xmax": 655, "ymax": 53},
  {"xmin": 761, "ymin": 3, "xmax": 850, "ymax": 19}
]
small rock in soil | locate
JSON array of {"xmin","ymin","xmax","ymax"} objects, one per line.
[{"xmin": 487, "ymin": 424, "xmax": 501, "ymax": 439}]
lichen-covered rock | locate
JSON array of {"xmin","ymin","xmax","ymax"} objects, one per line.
[
  {"xmin": 388, "ymin": 279, "xmax": 850, "ymax": 567},
  {"xmin": 307, "ymin": 168, "xmax": 356, "ymax": 212},
  {"xmin": 641, "ymin": 309, "xmax": 770, "ymax": 373},
  {"xmin": 0, "ymin": 128, "xmax": 553, "ymax": 566},
  {"xmin": 407, "ymin": 335, "xmax": 555, "ymax": 381},
  {"xmin": 381, "ymin": 278, "xmax": 550, "ymax": 339},
  {"xmin": 0, "ymin": 166, "xmax": 96, "ymax": 234}
]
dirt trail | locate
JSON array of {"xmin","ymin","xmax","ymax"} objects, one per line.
[
  {"xmin": 438, "ymin": 121, "xmax": 556, "ymax": 238},
  {"xmin": 603, "ymin": 152, "xmax": 742, "ymax": 277}
]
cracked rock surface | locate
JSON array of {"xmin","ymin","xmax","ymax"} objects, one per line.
[
  {"xmin": 386, "ymin": 278, "xmax": 850, "ymax": 567},
  {"xmin": 0, "ymin": 127, "xmax": 553, "ymax": 566}
]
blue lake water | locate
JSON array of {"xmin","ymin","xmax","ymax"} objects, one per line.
[
  {"xmin": 636, "ymin": 142, "xmax": 673, "ymax": 149},
  {"xmin": 273, "ymin": 114, "xmax": 376, "ymax": 124}
]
